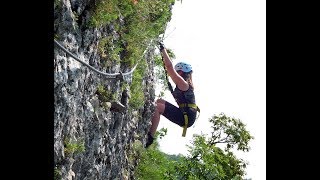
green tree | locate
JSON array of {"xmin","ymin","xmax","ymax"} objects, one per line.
[
  {"xmin": 134, "ymin": 113, "xmax": 254, "ymax": 180},
  {"xmin": 135, "ymin": 128, "xmax": 179, "ymax": 179},
  {"xmin": 207, "ymin": 113, "xmax": 253, "ymax": 152},
  {"xmin": 176, "ymin": 135, "xmax": 248, "ymax": 179}
]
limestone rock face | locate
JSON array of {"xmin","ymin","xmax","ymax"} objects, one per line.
[{"xmin": 54, "ymin": 0, "xmax": 158, "ymax": 179}]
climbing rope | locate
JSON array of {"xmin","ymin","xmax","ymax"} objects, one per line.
[{"xmin": 54, "ymin": 39, "xmax": 138, "ymax": 79}]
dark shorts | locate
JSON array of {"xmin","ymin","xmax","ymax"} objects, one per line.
[{"xmin": 162, "ymin": 101, "xmax": 197, "ymax": 127}]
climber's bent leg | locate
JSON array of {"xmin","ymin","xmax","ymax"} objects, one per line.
[{"xmin": 149, "ymin": 99, "xmax": 165, "ymax": 137}]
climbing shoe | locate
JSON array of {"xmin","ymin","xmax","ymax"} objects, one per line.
[{"xmin": 145, "ymin": 132, "xmax": 154, "ymax": 148}]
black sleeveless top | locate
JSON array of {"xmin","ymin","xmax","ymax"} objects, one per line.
[
  {"xmin": 172, "ymin": 84, "xmax": 196, "ymax": 105},
  {"xmin": 172, "ymin": 84, "xmax": 198, "ymax": 127}
]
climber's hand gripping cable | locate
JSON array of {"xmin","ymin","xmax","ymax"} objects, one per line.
[{"xmin": 159, "ymin": 41, "xmax": 165, "ymax": 51}]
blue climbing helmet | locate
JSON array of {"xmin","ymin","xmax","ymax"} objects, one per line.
[{"xmin": 174, "ymin": 62, "xmax": 192, "ymax": 73}]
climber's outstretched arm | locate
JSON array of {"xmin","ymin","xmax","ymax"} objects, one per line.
[{"xmin": 160, "ymin": 47, "xmax": 189, "ymax": 91}]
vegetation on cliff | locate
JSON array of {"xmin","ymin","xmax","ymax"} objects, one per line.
[
  {"xmin": 134, "ymin": 113, "xmax": 254, "ymax": 179},
  {"xmin": 90, "ymin": 0, "xmax": 175, "ymax": 110}
]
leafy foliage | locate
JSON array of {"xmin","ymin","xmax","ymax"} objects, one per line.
[
  {"xmin": 135, "ymin": 147, "xmax": 178, "ymax": 180},
  {"xmin": 181, "ymin": 134, "xmax": 247, "ymax": 179},
  {"xmin": 88, "ymin": 0, "xmax": 176, "ymax": 111},
  {"xmin": 134, "ymin": 128, "xmax": 181, "ymax": 180},
  {"xmin": 208, "ymin": 113, "xmax": 254, "ymax": 152},
  {"xmin": 96, "ymin": 84, "xmax": 115, "ymax": 102},
  {"xmin": 89, "ymin": 0, "xmax": 175, "ymax": 66},
  {"xmin": 129, "ymin": 60, "xmax": 147, "ymax": 109},
  {"xmin": 134, "ymin": 114, "xmax": 253, "ymax": 180},
  {"xmin": 64, "ymin": 138, "xmax": 85, "ymax": 156},
  {"xmin": 54, "ymin": 167, "xmax": 61, "ymax": 180}
]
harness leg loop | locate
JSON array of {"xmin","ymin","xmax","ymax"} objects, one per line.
[{"xmin": 182, "ymin": 112, "xmax": 188, "ymax": 137}]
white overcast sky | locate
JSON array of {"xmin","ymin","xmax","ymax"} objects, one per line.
[{"xmin": 156, "ymin": 0, "xmax": 266, "ymax": 179}]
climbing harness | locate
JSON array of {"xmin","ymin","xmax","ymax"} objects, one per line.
[
  {"xmin": 179, "ymin": 103, "xmax": 200, "ymax": 137},
  {"xmin": 160, "ymin": 50, "xmax": 200, "ymax": 137},
  {"xmin": 178, "ymin": 103, "xmax": 200, "ymax": 111},
  {"xmin": 54, "ymin": 39, "xmax": 138, "ymax": 80}
]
